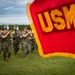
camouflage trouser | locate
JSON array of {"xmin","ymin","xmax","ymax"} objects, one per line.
[
  {"xmin": 13, "ymin": 41, "xmax": 20, "ymax": 55},
  {"xmin": 21, "ymin": 41, "xmax": 29, "ymax": 57},
  {"xmin": 2, "ymin": 42, "xmax": 12, "ymax": 60},
  {"xmin": 0, "ymin": 41, "xmax": 2, "ymax": 51},
  {"xmin": 2, "ymin": 42, "xmax": 12, "ymax": 53},
  {"xmin": 29, "ymin": 41, "xmax": 35, "ymax": 52},
  {"xmin": 0, "ymin": 41, "xmax": 2, "ymax": 54}
]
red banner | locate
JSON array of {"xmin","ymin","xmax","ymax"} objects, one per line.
[{"xmin": 27, "ymin": 0, "xmax": 75, "ymax": 58}]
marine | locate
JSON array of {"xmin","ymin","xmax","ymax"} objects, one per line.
[
  {"xmin": 13, "ymin": 27, "xmax": 20, "ymax": 55},
  {"xmin": 20, "ymin": 27, "xmax": 30, "ymax": 59},
  {"xmin": 0, "ymin": 28, "xmax": 2, "ymax": 54},
  {"xmin": 1, "ymin": 26, "xmax": 13, "ymax": 62},
  {"xmin": 29, "ymin": 31, "xmax": 36, "ymax": 53}
]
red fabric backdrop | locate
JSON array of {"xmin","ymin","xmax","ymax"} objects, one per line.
[{"xmin": 30, "ymin": 0, "xmax": 75, "ymax": 55}]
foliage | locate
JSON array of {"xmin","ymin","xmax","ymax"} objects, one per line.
[{"xmin": 0, "ymin": 24, "xmax": 31, "ymax": 30}]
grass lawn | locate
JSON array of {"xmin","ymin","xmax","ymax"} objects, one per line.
[{"xmin": 0, "ymin": 49, "xmax": 75, "ymax": 75}]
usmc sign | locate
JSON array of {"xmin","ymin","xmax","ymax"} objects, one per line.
[
  {"xmin": 27, "ymin": 0, "xmax": 75, "ymax": 58},
  {"xmin": 37, "ymin": 3, "xmax": 75, "ymax": 33}
]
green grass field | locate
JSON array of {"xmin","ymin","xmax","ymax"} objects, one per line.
[{"xmin": 0, "ymin": 49, "xmax": 75, "ymax": 75}]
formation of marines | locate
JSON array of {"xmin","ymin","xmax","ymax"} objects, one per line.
[{"xmin": 0, "ymin": 26, "xmax": 37, "ymax": 62}]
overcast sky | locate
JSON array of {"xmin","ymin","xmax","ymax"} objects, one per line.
[{"xmin": 0, "ymin": 0, "xmax": 34, "ymax": 25}]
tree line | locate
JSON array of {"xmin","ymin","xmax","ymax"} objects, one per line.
[{"xmin": 0, "ymin": 24, "xmax": 31, "ymax": 30}]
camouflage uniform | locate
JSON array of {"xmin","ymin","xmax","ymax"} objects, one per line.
[
  {"xmin": 29, "ymin": 33, "xmax": 35, "ymax": 53},
  {"xmin": 21, "ymin": 31, "xmax": 29, "ymax": 58},
  {"xmin": 1, "ymin": 31, "xmax": 12, "ymax": 61},
  {"xmin": 0, "ymin": 31, "xmax": 2, "ymax": 54},
  {"xmin": 13, "ymin": 30, "xmax": 20, "ymax": 55}
]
